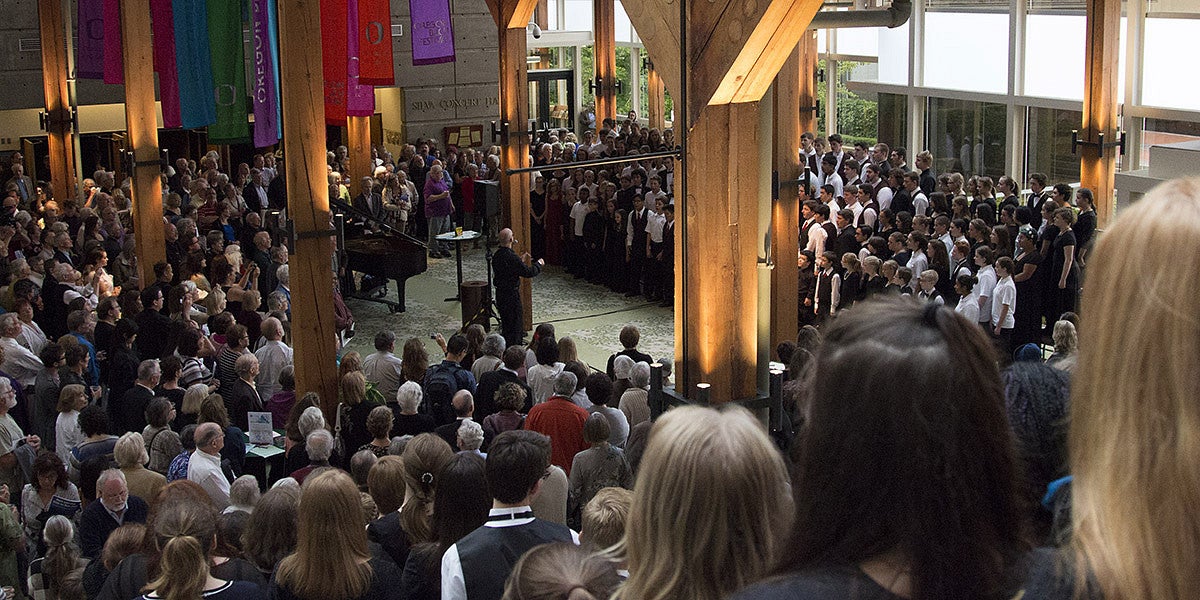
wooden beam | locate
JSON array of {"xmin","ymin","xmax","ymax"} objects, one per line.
[
  {"xmin": 1081, "ymin": 0, "xmax": 1119, "ymax": 227},
  {"xmin": 700, "ymin": 0, "xmax": 823, "ymax": 110},
  {"xmin": 647, "ymin": 61, "xmax": 665, "ymax": 131},
  {"xmin": 619, "ymin": 0, "xmax": 680, "ymax": 99},
  {"xmin": 490, "ymin": 0, "xmax": 538, "ymax": 30},
  {"xmin": 770, "ymin": 48, "xmax": 800, "ymax": 349},
  {"xmin": 797, "ymin": 29, "xmax": 818, "ymax": 136},
  {"xmin": 678, "ymin": 102, "xmax": 761, "ymax": 402},
  {"xmin": 593, "ymin": 0, "xmax": 617, "ymax": 124},
  {"xmin": 347, "ymin": 115, "xmax": 372, "ymax": 197},
  {"xmin": 498, "ymin": 24, "xmax": 534, "ymax": 333},
  {"xmin": 278, "ymin": 0, "xmax": 340, "ymax": 418},
  {"xmin": 39, "ymin": 0, "xmax": 77, "ymax": 204},
  {"xmin": 119, "ymin": 0, "xmax": 165, "ymax": 287}
]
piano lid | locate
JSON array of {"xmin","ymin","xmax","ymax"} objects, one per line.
[{"xmin": 331, "ymin": 198, "xmax": 428, "ymax": 248}]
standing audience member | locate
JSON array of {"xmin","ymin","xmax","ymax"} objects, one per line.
[
  {"xmin": 188, "ymin": 422, "xmax": 231, "ymax": 509},
  {"xmin": 567, "ymin": 414, "xmax": 633, "ymax": 525},
  {"xmin": 79, "ymin": 468, "xmax": 149, "ymax": 559},
  {"xmin": 363, "ymin": 330, "xmax": 405, "ymax": 402},
  {"xmin": 525, "ymin": 372, "xmax": 589, "ymax": 475},
  {"xmin": 401, "ymin": 453, "xmax": 491, "ymax": 600}
]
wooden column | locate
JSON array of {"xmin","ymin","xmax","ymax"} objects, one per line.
[
  {"xmin": 488, "ymin": 0, "xmax": 538, "ymax": 333},
  {"xmin": 646, "ymin": 61, "xmax": 665, "ymax": 130},
  {"xmin": 797, "ymin": 30, "xmax": 818, "ymax": 136},
  {"xmin": 279, "ymin": 0, "xmax": 339, "ymax": 416},
  {"xmin": 1081, "ymin": 0, "xmax": 1119, "ymax": 226},
  {"xmin": 38, "ymin": 0, "xmax": 77, "ymax": 202},
  {"xmin": 593, "ymin": 0, "xmax": 617, "ymax": 124},
  {"xmin": 347, "ymin": 115, "xmax": 372, "ymax": 197},
  {"xmin": 119, "ymin": 0, "xmax": 165, "ymax": 286},
  {"xmin": 626, "ymin": 0, "xmax": 821, "ymax": 401},
  {"xmin": 770, "ymin": 48, "xmax": 800, "ymax": 349}
]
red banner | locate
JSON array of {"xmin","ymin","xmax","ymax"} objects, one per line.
[
  {"xmin": 102, "ymin": 0, "xmax": 124, "ymax": 84},
  {"xmin": 151, "ymin": 0, "xmax": 181, "ymax": 128},
  {"xmin": 357, "ymin": 0, "xmax": 394, "ymax": 85},
  {"xmin": 321, "ymin": 0, "xmax": 348, "ymax": 125}
]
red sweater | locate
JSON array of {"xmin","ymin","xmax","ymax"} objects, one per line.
[{"xmin": 525, "ymin": 396, "xmax": 589, "ymax": 475}]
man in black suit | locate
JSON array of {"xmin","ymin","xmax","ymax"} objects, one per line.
[
  {"xmin": 476, "ymin": 346, "xmax": 532, "ymax": 419},
  {"xmin": 353, "ymin": 177, "xmax": 384, "ymax": 221},
  {"xmin": 267, "ymin": 162, "xmax": 287, "ymax": 210},
  {"xmin": 492, "ymin": 228, "xmax": 543, "ymax": 348},
  {"xmin": 115, "ymin": 360, "xmax": 159, "ymax": 435},
  {"xmin": 1026, "ymin": 172, "xmax": 1050, "ymax": 229},
  {"xmin": 242, "ymin": 168, "xmax": 269, "ymax": 213},
  {"xmin": 833, "ymin": 209, "xmax": 859, "ymax": 260},
  {"xmin": 659, "ymin": 204, "xmax": 675, "ymax": 307},
  {"xmin": 80, "ymin": 469, "xmax": 149, "ymax": 559},
  {"xmin": 625, "ymin": 195, "xmax": 649, "ymax": 297},
  {"xmin": 604, "ymin": 325, "xmax": 654, "ymax": 378},
  {"xmin": 225, "ymin": 354, "xmax": 264, "ymax": 431},
  {"xmin": 136, "ymin": 288, "xmax": 173, "ymax": 360}
]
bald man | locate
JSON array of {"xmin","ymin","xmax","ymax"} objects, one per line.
[{"xmin": 492, "ymin": 228, "xmax": 543, "ymax": 347}]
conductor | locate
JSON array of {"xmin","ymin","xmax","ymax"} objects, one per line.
[{"xmin": 493, "ymin": 228, "xmax": 543, "ymax": 347}]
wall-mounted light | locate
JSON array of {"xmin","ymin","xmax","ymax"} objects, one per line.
[{"xmin": 695, "ymin": 382, "xmax": 711, "ymax": 405}]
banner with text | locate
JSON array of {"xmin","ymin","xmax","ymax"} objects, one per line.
[{"xmin": 409, "ymin": 0, "xmax": 455, "ymax": 66}]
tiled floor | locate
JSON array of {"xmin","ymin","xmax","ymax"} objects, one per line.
[{"xmin": 340, "ymin": 245, "xmax": 675, "ymax": 371}]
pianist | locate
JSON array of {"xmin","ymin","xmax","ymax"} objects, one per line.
[{"xmin": 493, "ymin": 228, "xmax": 544, "ymax": 347}]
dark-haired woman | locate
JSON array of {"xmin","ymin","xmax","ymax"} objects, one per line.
[
  {"xmin": 734, "ymin": 300, "xmax": 1035, "ymax": 600},
  {"xmin": 1011, "ymin": 225, "xmax": 1044, "ymax": 348},
  {"xmin": 400, "ymin": 453, "xmax": 491, "ymax": 600},
  {"xmin": 1048, "ymin": 208, "xmax": 1079, "ymax": 329},
  {"xmin": 21, "ymin": 452, "xmax": 80, "ymax": 553}
]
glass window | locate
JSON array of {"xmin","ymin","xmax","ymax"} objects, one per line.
[
  {"xmin": 877, "ymin": 22, "xmax": 909, "ymax": 85},
  {"xmin": 563, "ymin": 0, "xmax": 592, "ymax": 31},
  {"xmin": 924, "ymin": 12, "xmax": 1009, "ymax": 94},
  {"xmin": 835, "ymin": 28, "xmax": 879, "ymax": 57},
  {"xmin": 1142, "ymin": 18, "xmax": 1200, "ymax": 111},
  {"xmin": 1026, "ymin": 107, "xmax": 1081, "ymax": 184},
  {"xmin": 926, "ymin": 97, "xmax": 1008, "ymax": 179},
  {"xmin": 1024, "ymin": 15, "xmax": 1126, "ymax": 102},
  {"xmin": 547, "ymin": 0, "xmax": 559, "ymax": 30},
  {"xmin": 616, "ymin": 46, "xmax": 633, "ymax": 115},
  {"xmin": 615, "ymin": 1, "xmax": 633, "ymax": 43},
  {"xmin": 1141, "ymin": 118, "xmax": 1200, "ymax": 168},
  {"xmin": 877, "ymin": 93, "xmax": 908, "ymax": 151},
  {"xmin": 838, "ymin": 62, "xmax": 879, "ymax": 143}
]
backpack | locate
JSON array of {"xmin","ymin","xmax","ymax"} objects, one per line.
[{"xmin": 424, "ymin": 363, "xmax": 459, "ymax": 425}]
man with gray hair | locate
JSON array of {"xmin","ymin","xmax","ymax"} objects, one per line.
[
  {"xmin": 254, "ymin": 316, "xmax": 292, "ymax": 398},
  {"xmin": 79, "ymin": 468, "xmax": 149, "ymax": 558},
  {"xmin": 116, "ymin": 359, "xmax": 160, "ymax": 434},
  {"xmin": 226, "ymin": 474, "xmax": 261, "ymax": 514},
  {"xmin": 226, "ymin": 353, "xmax": 264, "ymax": 430},
  {"xmin": 289, "ymin": 428, "xmax": 333, "ymax": 484},
  {"xmin": 525, "ymin": 371, "xmax": 589, "ymax": 474},
  {"xmin": 363, "ymin": 330, "xmax": 404, "ymax": 400},
  {"xmin": 457, "ymin": 419, "xmax": 485, "ymax": 458},
  {"xmin": 188, "ymin": 422, "xmax": 231, "ymax": 508},
  {"xmin": 0, "ymin": 312, "xmax": 42, "ymax": 388}
]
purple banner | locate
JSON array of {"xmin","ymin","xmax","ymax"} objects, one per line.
[
  {"xmin": 409, "ymin": 0, "xmax": 455, "ymax": 66},
  {"xmin": 77, "ymin": 0, "xmax": 105, "ymax": 79},
  {"xmin": 346, "ymin": 0, "xmax": 375, "ymax": 115},
  {"xmin": 251, "ymin": 0, "xmax": 281, "ymax": 147}
]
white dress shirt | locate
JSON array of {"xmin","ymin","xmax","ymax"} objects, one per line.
[
  {"xmin": 254, "ymin": 340, "xmax": 294, "ymax": 400},
  {"xmin": 0, "ymin": 337, "xmax": 42, "ymax": 387},
  {"xmin": 188, "ymin": 449, "xmax": 230, "ymax": 509}
]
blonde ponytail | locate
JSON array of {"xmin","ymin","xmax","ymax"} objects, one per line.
[{"xmin": 144, "ymin": 535, "xmax": 210, "ymax": 600}]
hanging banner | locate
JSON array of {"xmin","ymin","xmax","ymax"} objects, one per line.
[
  {"xmin": 267, "ymin": 0, "xmax": 283, "ymax": 139},
  {"xmin": 322, "ymin": 0, "xmax": 349, "ymax": 125},
  {"xmin": 151, "ymin": 0, "xmax": 182, "ymax": 128},
  {"xmin": 173, "ymin": 0, "xmax": 216, "ymax": 129},
  {"xmin": 102, "ymin": 0, "xmax": 124, "ymax": 84},
  {"xmin": 357, "ymin": 0, "xmax": 394, "ymax": 85},
  {"xmin": 251, "ymin": 0, "xmax": 281, "ymax": 147},
  {"xmin": 347, "ymin": 0, "xmax": 375, "ymax": 116},
  {"xmin": 207, "ymin": 0, "xmax": 249, "ymax": 142},
  {"xmin": 77, "ymin": 0, "xmax": 105, "ymax": 80},
  {"xmin": 409, "ymin": 0, "xmax": 455, "ymax": 66}
]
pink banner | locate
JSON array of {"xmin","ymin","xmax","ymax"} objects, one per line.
[
  {"xmin": 103, "ymin": 0, "xmax": 124, "ymax": 84},
  {"xmin": 77, "ymin": 0, "xmax": 104, "ymax": 79},
  {"xmin": 151, "ymin": 0, "xmax": 181, "ymax": 128},
  {"xmin": 321, "ymin": 0, "xmax": 348, "ymax": 125},
  {"xmin": 346, "ymin": 0, "xmax": 375, "ymax": 116}
]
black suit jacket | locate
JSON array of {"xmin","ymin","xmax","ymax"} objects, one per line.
[
  {"xmin": 834, "ymin": 228, "xmax": 858, "ymax": 259},
  {"xmin": 267, "ymin": 175, "xmax": 287, "ymax": 210},
  {"xmin": 80, "ymin": 495, "xmax": 149, "ymax": 559},
  {"xmin": 136, "ymin": 309, "xmax": 174, "ymax": 360},
  {"xmin": 225, "ymin": 379, "xmax": 264, "ymax": 431},
  {"xmin": 354, "ymin": 192, "xmax": 384, "ymax": 220},
  {"xmin": 243, "ymin": 183, "xmax": 268, "ymax": 213},
  {"xmin": 605, "ymin": 348, "xmax": 654, "ymax": 379},
  {"xmin": 435, "ymin": 418, "xmax": 470, "ymax": 450},
  {"xmin": 366, "ymin": 512, "xmax": 412, "ymax": 567},
  {"xmin": 476, "ymin": 369, "xmax": 532, "ymax": 420},
  {"xmin": 116, "ymin": 385, "xmax": 155, "ymax": 435}
]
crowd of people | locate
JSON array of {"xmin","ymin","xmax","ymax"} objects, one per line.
[{"xmin": 1, "ymin": 121, "xmax": 1193, "ymax": 600}]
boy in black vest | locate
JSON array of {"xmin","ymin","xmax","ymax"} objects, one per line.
[{"xmin": 441, "ymin": 430, "xmax": 577, "ymax": 600}]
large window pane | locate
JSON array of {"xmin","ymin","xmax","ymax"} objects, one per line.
[
  {"xmin": 836, "ymin": 28, "xmax": 879, "ymax": 57},
  {"xmin": 838, "ymin": 63, "xmax": 879, "ymax": 143},
  {"xmin": 615, "ymin": 1, "xmax": 632, "ymax": 43},
  {"xmin": 927, "ymin": 97, "xmax": 1007, "ymax": 179},
  {"xmin": 877, "ymin": 22, "xmax": 909, "ymax": 85},
  {"xmin": 563, "ymin": 0, "xmax": 592, "ymax": 31},
  {"xmin": 877, "ymin": 93, "xmax": 908, "ymax": 151},
  {"xmin": 1026, "ymin": 107, "xmax": 1081, "ymax": 184},
  {"xmin": 1141, "ymin": 118, "xmax": 1200, "ymax": 167},
  {"xmin": 924, "ymin": 12, "xmax": 1009, "ymax": 94},
  {"xmin": 1143, "ymin": 18, "xmax": 1200, "ymax": 111}
]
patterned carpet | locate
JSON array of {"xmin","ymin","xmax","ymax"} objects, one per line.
[{"xmin": 341, "ymin": 244, "xmax": 675, "ymax": 370}]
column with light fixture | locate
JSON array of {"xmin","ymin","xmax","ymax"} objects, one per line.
[
  {"xmin": 593, "ymin": 0, "xmax": 617, "ymax": 124},
  {"xmin": 37, "ymin": 0, "xmax": 77, "ymax": 203}
]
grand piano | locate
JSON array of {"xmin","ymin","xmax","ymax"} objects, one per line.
[{"xmin": 332, "ymin": 198, "xmax": 428, "ymax": 313}]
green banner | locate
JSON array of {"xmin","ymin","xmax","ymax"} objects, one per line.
[{"xmin": 207, "ymin": 0, "xmax": 249, "ymax": 143}]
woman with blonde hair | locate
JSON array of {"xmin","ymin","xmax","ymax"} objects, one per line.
[
  {"xmin": 502, "ymin": 542, "xmax": 621, "ymax": 600},
  {"xmin": 114, "ymin": 431, "xmax": 166, "ymax": 502},
  {"xmin": 617, "ymin": 404, "xmax": 791, "ymax": 600},
  {"xmin": 399, "ymin": 433, "xmax": 454, "ymax": 544},
  {"xmin": 1024, "ymin": 178, "xmax": 1200, "ymax": 599},
  {"xmin": 272, "ymin": 470, "xmax": 402, "ymax": 599}
]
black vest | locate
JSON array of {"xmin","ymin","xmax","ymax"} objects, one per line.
[{"xmin": 457, "ymin": 519, "xmax": 573, "ymax": 600}]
